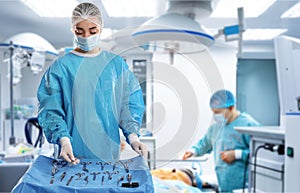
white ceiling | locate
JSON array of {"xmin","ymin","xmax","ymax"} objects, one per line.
[{"xmin": 0, "ymin": 0, "xmax": 299, "ymax": 50}]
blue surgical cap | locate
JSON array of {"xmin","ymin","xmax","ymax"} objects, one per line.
[{"xmin": 210, "ymin": 89, "xmax": 235, "ymax": 108}]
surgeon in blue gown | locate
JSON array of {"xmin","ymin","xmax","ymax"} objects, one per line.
[
  {"xmin": 37, "ymin": 2, "xmax": 146, "ymax": 164},
  {"xmin": 182, "ymin": 90, "xmax": 260, "ymax": 192}
]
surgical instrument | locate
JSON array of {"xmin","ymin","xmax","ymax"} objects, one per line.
[
  {"xmin": 50, "ymin": 160, "xmax": 59, "ymax": 185},
  {"xmin": 105, "ymin": 171, "xmax": 113, "ymax": 180},
  {"xmin": 118, "ymin": 160, "xmax": 132, "ymax": 173},
  {"xmin": 60, "ymin": 172, "xmax": 66, "ymax": 182},
  {"xmin": 117, "ymin": 176, "xmax": 124, "ymax": 186},
  {"xmin": 112, "ymin": 162, "xmax": 117, "ymax": 171},
  {"xmin": 51, "ymin": 160, "xmax": 59, "ymax": 175},
  {"xmin": 84, "ymin": 176, "xmax": 89, "ymax": 185},
  {"xmin": 122, "ymin": 174, "xmax": 139, "ymax": 188},
  {"xmin": 101, "ymin": 175, "xmax": 104, "ymax": 186},
  {"xmin": 90, "ymin": 172, "xmax": 101, "ymax": 181},
  {"xmin": 50, "ymin": 176, "xmax": 54, "ymax": 185},
  {"xmin": 75, "ymin": 173, "xmax": 85, "ymax": 180},
  {"xmin": 66, "ymin": 176, "xmax": 74, "ymax": 186},
  {"xmin": 81, "ymin": 162, "xmax": 91, "ymax": 173},
  {"xmin": 127, "ymin": 173, "xmax": 132, "ymax": 184},
  {"xmin": 96, "ymin": 162, "xmax": 104, "ymax": 170}
]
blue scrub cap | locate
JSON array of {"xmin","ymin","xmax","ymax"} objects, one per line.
[{"xmin": 209, "ymin": 89, "xmax": 236, "ymax": 109}]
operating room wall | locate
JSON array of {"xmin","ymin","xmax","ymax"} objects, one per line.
[{"xmin": 236, "ymin": 58, "xmax": 280, "ymax": 126}]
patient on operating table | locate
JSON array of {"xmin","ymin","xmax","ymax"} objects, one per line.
[
  {"xmin": 120, "ymin": 138, "xmax": 217, "ymax": 191},
  {"xmin": 150, "ymin": 167, "xmax": 219, "ymax": 192},
  {"xmin": 151, "ymin": 168, "xmax": 198, "ymax": 186}
]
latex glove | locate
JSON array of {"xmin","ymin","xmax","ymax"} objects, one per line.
[
  {"xmin": 128, "ymin": 134, "xmax": 148, "ymax": 158},
  {"xmin": 182, "ymin": 151, "xmax": 194, "ymax": 160},
  {"xmin": 131, "ymin": 141, "xmax": 148, "ymax": 158},
  {"xmin": 59, "ymin": 137, "xmax": 80, "ymax": 165},
  {"xmin": 220, "ymin": 150, "xmax": 235, "ymax": 163}
]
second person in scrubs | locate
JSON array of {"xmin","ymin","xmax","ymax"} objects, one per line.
[{"xmin": 182, "ymin": 89, "xmax": 260, "ymax": 192}]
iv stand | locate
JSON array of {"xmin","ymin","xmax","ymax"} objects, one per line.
[{"xmin": 9, "ymin": 41, "xmax": 16, "ymax": 145}]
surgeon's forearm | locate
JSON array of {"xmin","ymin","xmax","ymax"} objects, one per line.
[
  {"xmin": 40, "ymin": 115, "xmax": 70, "ymax": 144},
  {"xmin": 193, "ymin": 137, "xmax": 213, "ymax": 156},
  {"xmin": 120, "ymin": 119, "xmax": 140, "ymax": 137}
]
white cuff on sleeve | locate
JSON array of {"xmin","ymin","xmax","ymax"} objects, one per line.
[
  {"xmin": 235, "ymin": 149, "xmax": 242, "ymax": 159},
  {"xmin": 189, "ymin": 148, "xmax": 196, "ymax": 156},
  {"xmin": 128, "ymin": 133, "xmax": 139, "ymax": 144},
  {"xmin": 60, "ymin": 137, "xmax": 70, "ymax": 146}
]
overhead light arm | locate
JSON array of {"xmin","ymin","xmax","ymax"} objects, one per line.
[{"xmin": 213, "ymin": 7, "xmax": 245, "ymax": 55}]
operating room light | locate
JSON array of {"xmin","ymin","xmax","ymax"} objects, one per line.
[
  {"xmin": 21, "ymin": 0, "xmax": 78, "ymax": 17},
  {"xmin": 211, "ymin": 0, "xmax": 276, "ymax": 18},
  {"xmin": 132, "ymin": 12, "xmax": 214, "ymax": 54},
  {"xmin": 0, "ymin": 32, "xmax": 58, "ymax": 56},
  {"xmin": 281, "ymin": 1, "xmax": 300, "ymax": 18},
  {"xmin": 102, "ymin": 0, "xmax": 156, "ymax": 17}
]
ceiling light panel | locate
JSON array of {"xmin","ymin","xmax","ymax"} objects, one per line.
[
  {"xmin": 21, "ymin": 0, "xmax": 78, "ymax": 17},
  {"xmin": 281, "ymin": 1, "xmax": 300, "ymax": 18},
  {"xmin": 243, "ymin": 29, "xmax": 287, "ymax": 40},
  {"xmin": 211, "ymin": 0, "xmax": 276, "ymax": 18},
  {"xmin": 102, "ymin": 0, "xmax": 156, "ymax": 17}
]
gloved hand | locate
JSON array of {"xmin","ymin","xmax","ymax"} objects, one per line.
[
  {"xmin": 131, "ymin": 140, "xmax": 148, "ymax": 158},
  {"xmin": 128, "ymin": 133, "xmax": 148, "ymax": 158},
  {"xmin": 182, "ymin": 151, "xmax": 194, "ymax": 160},
  {"xmin": 59, "ymin": 137, "xmax": 80, "ymax": 165}
]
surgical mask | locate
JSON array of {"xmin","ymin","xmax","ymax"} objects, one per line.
[
  {"xmin": 213, "ymin": 113, "xmax": 227, "ymax": 124},
  {"xmin": 75, "ymin": 34, "xmax": 100, "ymax": 51}
]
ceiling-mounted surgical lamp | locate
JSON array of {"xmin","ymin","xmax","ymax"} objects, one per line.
[
  {"xmin": 131, "ymin": 0, "xmax": 217, "ymax": 63},
  {"xmin": 132, "ymin": 12, "xmax": 214, "ymax": 53}
]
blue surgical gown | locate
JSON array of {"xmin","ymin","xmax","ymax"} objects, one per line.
[
  {"xmin": 192, "ymin": 113, "xmax": 260, "ymax": 192},
  {"xmin": 37, "ymin": 50, "xmax": 145, "ymax": 161}
]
